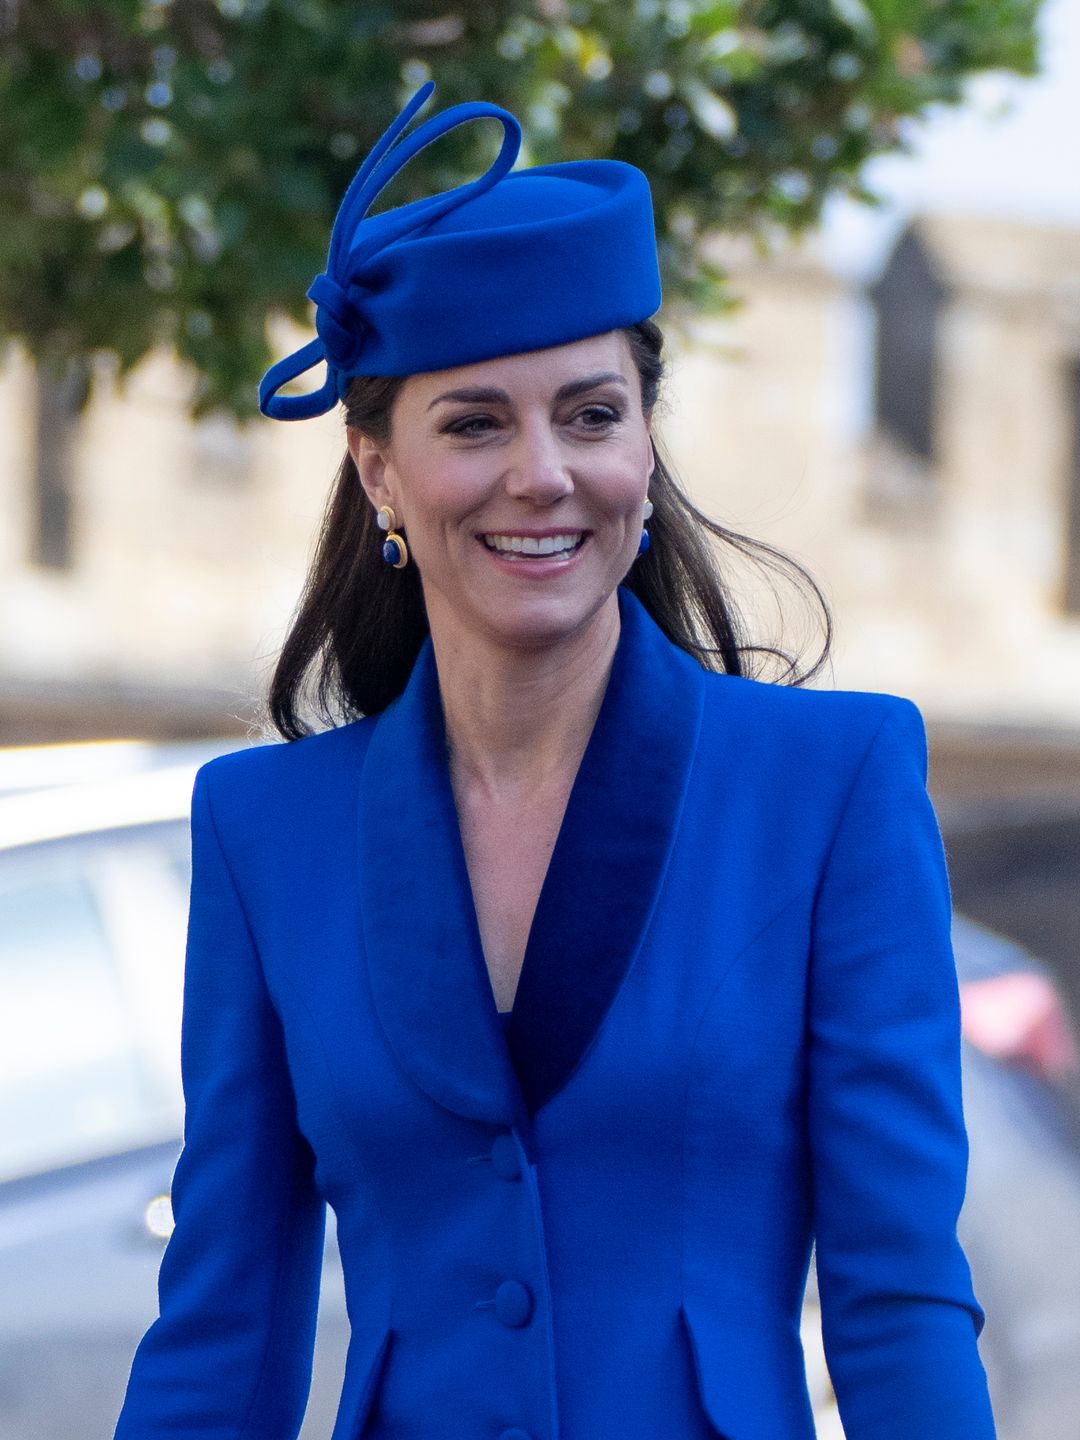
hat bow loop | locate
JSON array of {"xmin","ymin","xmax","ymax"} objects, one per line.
[
  {"xmin": 259, "ymin": 81, "xmax": 521, "ymax": 420},
  {"xmin": 307, "ymin": 272, "xmax": 368, "ymax": 374}
]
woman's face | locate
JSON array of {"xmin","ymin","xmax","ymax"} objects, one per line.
[{"xmin": 349, "ymin": 330, "xmax": 655, "ymax": 654}]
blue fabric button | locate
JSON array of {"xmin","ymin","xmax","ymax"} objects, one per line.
[
  {"xmin": 491, "ymin": 1133, "xmax": 522, "ymax": 1181},
  {"xmin": 494, "ymin": 1279, "xmax": 533, "ymax": 1328},
  {"xmin": 499, "ymin": 1430, "xmax": 533, "ymax": 1440}
]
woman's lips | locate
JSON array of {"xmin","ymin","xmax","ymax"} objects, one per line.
[
  {"xmin": 477, "ymin": 531, "xmax": 591, "ymax": 568},
  {"xmin": 481, "ymin": 531, "xmax": 586, "ymax": 557}
]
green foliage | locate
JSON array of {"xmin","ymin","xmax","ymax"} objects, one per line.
[{"xmin": 0, "ymin": 0, "xmax": 1041, "ymax": 416}]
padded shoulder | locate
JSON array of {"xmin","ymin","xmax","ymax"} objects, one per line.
[
  {"xmin": 193, "ymin": 717, "xmax": 376, "ymax": 842},
  {"xmin": 703, "ymin": 668, "xmax": 924, "ymax": 755}
]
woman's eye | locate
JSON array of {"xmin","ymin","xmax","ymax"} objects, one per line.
[
  {"xmin": 576, "ymin": 404, "xmax": 622, "ymax": 428},
  {"xmin": 444, "ymin": 404, "xmax": 623, "ymax": 438},
  {"xmin": 446, "ymin": 414, "xmax": 498, "ymax": 437}
]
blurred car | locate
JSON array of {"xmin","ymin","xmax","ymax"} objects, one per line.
[
  {"xmin": 0, "ymin": 739, "xmax": 348, "ymax": 1440},
  {"xmin": 0, "ymin": 742, "xmax": 1077, "ymax": 1438},
  {"xmin": 803, "ymin": 914, "xmax": 1080, "ymax": 1440},
  {"xmin": 951, "ymin": 915, "xmax": 1080, "ymax": 1440}
]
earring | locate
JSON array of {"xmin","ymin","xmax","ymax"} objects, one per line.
[
  {"xmin": 377, "ymin": 505, "xmax": 409, "ymax": 569},
  {"xmin": 638, "ymin": 498, "xmax": 654, "ymax": 556}
]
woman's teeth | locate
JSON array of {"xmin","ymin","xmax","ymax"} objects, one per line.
[{"xmin": 483, "ymin": 533, "xmax": 584, "ymax": 556}]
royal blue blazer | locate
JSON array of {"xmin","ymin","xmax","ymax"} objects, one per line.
[{"xmin": 114, "ymin": 587, "xmax": 995, "ymax": 1440}]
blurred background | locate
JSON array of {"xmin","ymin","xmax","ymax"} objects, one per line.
[{"xmin": 1, "ymin": 1, "xmax": 1078, "ymax": 1437}]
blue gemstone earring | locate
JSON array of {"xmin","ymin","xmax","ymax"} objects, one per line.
[
  {"xmin": 377, "ymin": 505, "xmax": 409, "ymax": 569},
  {"xmin": 637, "ymin": 498, "xmax": 654, "ymax": 556}
]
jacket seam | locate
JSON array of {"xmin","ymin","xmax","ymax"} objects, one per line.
[
  {"xmin": 679, "ymin": 877, "xmax": 817, "ymax": 1308},
  {"xmin": 807, "ymin": 701, "xmax": 900, "ymax": 939},
  {"xmin": 273, "ymin": 961, "xmax": 396, "ymax": 1330}
]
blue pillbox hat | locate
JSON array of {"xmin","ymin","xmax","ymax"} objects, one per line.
[{"xmin": 259, "ymin": 81, "xmax": 663, "ymax": 420}]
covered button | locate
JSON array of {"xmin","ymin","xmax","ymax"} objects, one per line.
[
  {"xmin": 494, "ymin": 1279, "xmax": 534, "ymax": 1328},
  {"xmin": 490, "ymin": 1133, "xmax": 522, "ymax": 1180}
]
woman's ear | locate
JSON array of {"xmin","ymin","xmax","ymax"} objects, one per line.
[{"xmin": 347, "ymin": 426, "xmax": 392, "ymax": 512}]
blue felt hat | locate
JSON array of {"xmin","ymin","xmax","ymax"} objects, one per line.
[{"xmin": 259, "ymin": 81, "xmax": 663, "ymax": 420}]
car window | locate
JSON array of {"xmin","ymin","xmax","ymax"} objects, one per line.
[
  {"xmin": 161, "ymin": 822, "xmax": 193, "ymax": 889},
  {"xmin": 0, "ymin": 825, "xmax": 189, "ymax": 1182}
]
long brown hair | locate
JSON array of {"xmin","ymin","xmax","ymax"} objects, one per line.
[{"xmin": 266, "ymin": 318, "xmax": 833, "ymax": 739}]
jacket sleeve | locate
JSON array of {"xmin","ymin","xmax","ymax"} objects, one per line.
[
  {"xmin": 113, "ymin": 763, "xmax": 326, "ymax": 1440},
  {"xmin": 807, "ymin": 697, "xmax": 997, "ymax": 1439}
]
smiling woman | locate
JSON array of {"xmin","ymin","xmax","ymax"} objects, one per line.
[
  {"xmin": 114, "ymin": 78, "xmax": 998, "ymax": 1440},
  {"xmin": 268, "ymin": 317, "xmax": 832, "ymax": 733}
]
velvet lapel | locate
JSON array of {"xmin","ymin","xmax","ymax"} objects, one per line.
[
  {"xmin": 507, "ymin": 589, "xmax": 706, "ymax": 1111},
  {"xmin": 356, "ymin": 587, "xmax": 706, "ymax": 1127},
  {"xmin": 356, "ymin": 633, "xmax": 529, "ymax": 1131}
]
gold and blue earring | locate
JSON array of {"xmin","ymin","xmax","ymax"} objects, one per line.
[
  {"xmin": 377, "ymin": 505, "xmax": 409, "ymax": 569},
  {"xmin": 638, "ymin": 498, "xmax": 654, "ymax": 556}
]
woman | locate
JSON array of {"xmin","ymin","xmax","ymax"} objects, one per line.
[{"xmin": 114, "ymin": 82, "xmax": 996, "ymax": 1440}]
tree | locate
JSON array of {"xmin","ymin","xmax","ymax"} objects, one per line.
[{"xmin": 0, "ymin": 0, "xmax": 1041, "ymax": 418}]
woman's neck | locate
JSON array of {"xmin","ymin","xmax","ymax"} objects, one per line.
[{"xmin": 430, "ymin": 598, "xmax": 621, "ymax": 802}]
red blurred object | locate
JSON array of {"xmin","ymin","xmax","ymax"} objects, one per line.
[{"xmin": 960, "ymin": 973, "xmax": 1080, "ymax": 1082}]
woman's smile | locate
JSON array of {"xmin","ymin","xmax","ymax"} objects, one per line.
[{"xmin": 479, "ymin": 528, "xmax": 590, "ymax": 570}]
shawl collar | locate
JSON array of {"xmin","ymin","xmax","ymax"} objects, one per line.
[{"xmin": 356, "ymin": 588, "xmax": 706, "ymax": 1126}]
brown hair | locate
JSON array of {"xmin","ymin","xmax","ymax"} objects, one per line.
[{"xmin": 266, "ymin": 318, "xmax": 832, "ymax": 739}]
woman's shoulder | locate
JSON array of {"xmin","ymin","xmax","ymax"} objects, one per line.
[
  {"xmin": 697, "ymin": 667, "xmax": 928, "ymax": 773},
  {"xmin": 193, "ymin": 716, "xmax": 377, "ymax": 832},
  {"xmin": 704, "ymin": 665, "xmax": 924, "ymax": 725}
]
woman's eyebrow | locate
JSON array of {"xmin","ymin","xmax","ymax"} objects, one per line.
[{"xmin": 426, "ymin": 371, "xmax": 629, "ymax": 411}]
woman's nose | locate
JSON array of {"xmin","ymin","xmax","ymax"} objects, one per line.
[{"xmin": 503, "ymin": 424, "xmax": 574, "ymax": 502}]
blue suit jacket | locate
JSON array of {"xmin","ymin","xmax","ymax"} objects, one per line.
[{"xmin": 114, "ymin": 588, "xmax": 995, "ymax": 1440}]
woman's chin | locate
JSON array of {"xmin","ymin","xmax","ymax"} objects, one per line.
[{"xmin": 470, "ymin": 586, "xmax": 617, "ymax": 653}]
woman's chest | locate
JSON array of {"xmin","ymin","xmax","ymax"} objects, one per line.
[
  {"xmin": 251, "ymin": 697, "xmax": 831, "ymax": 1149},
  {"xmin": 455, "ymin": 790, "xmax": 569, "ymax": 1013},
  {"xmin": 269, "ymin": 842, "xmax": 816, "ymax": 1217}
]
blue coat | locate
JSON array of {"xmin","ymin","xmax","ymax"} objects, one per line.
[{"xmin": 114, "ymin": 588, "xmax": 995, "ymax": 1440}]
